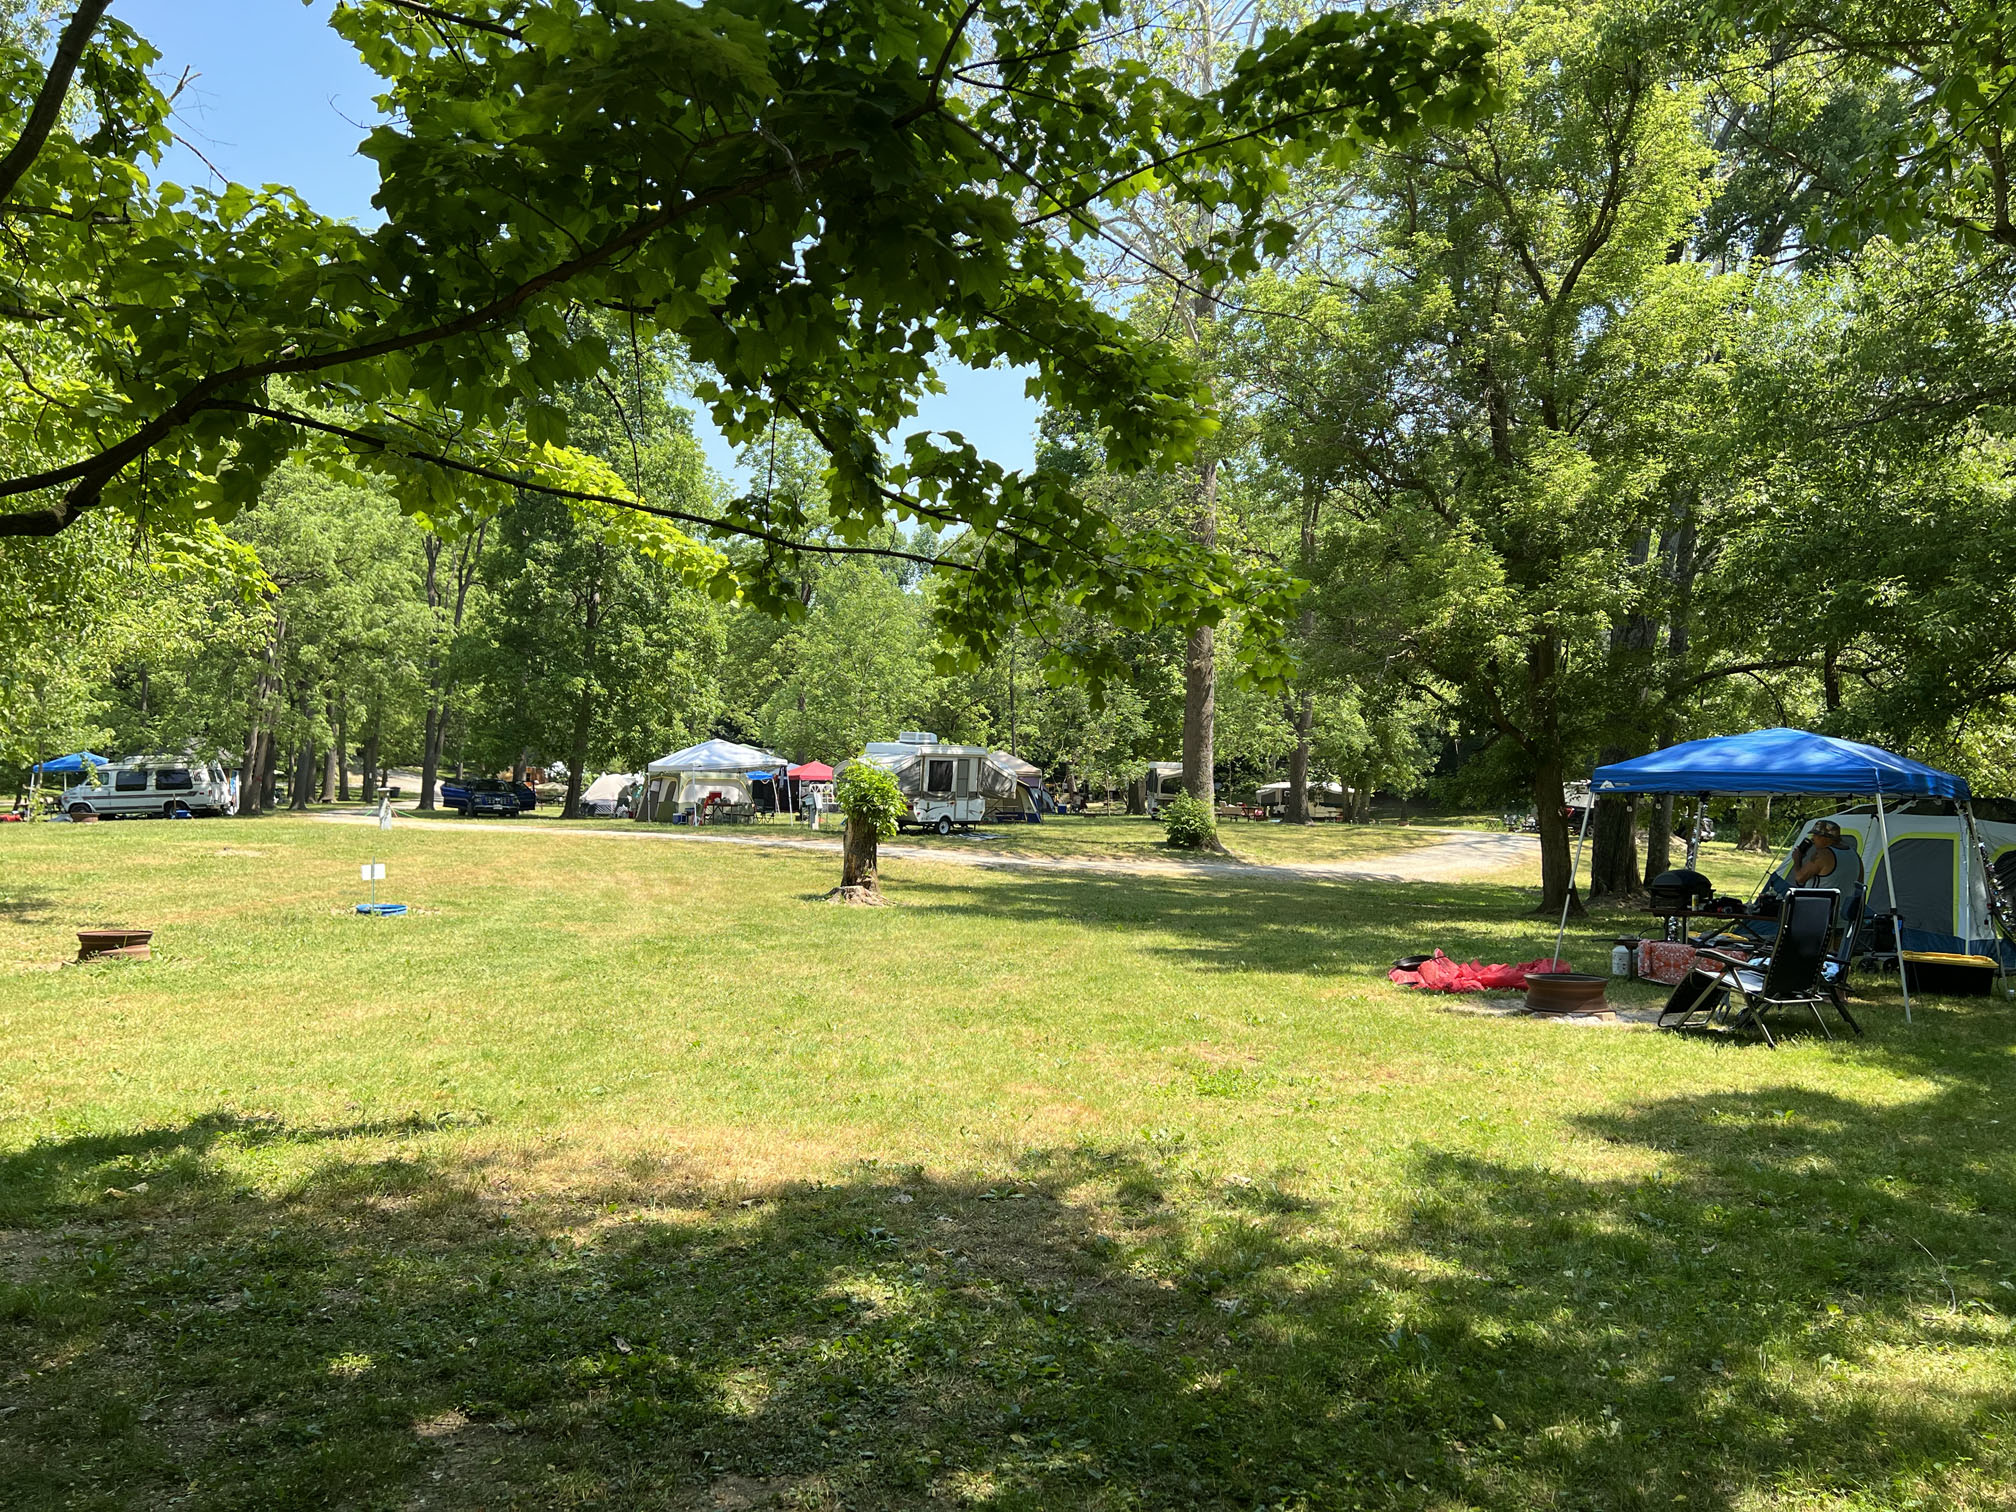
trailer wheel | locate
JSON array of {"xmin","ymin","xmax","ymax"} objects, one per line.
[{"xmin": 935, "ymin": 816, "xmax": 952, "ymax": 835}]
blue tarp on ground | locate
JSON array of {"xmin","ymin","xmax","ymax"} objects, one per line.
[
  {"xmin": 30, "ymin": 752, "xmax": 109, "ymax": 773},
  {"xmin": 1590, "ymin": 727, "xmax": 1968, "ymax": 800}
]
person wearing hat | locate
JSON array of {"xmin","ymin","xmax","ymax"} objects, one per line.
[{"xmin": 1791, "ymin": 819, "xmax": 1854, "ymax": 887}]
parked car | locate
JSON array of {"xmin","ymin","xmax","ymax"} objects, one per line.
[
  {"xmin": 441, "ymin": 779, "xmax": 536, "ymax": 815},
  {"xmin": 441, "ymin": 778, "xmax": 523, "ymax": 817},
  {"xmin": 60, "ymin": 758, "xmax": 232, "ymax": 819}
]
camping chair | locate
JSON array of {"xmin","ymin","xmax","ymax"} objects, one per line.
[{"xmin": 1658, "ymin": 888, "xmax": 1842, "ymax": 1047}]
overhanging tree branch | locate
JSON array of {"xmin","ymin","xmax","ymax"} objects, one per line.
[
  {"xmin": 212, "ymin": 399, "xmax": 974, "ymax": 572},
  {"xmin": 0, "ymin": 0, "xmax": 113, "ymax": 206}
]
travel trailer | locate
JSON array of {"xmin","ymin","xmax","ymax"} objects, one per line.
[{"xmin": 60, "ymin": 756, "xmax": 233, "ymax": 818}]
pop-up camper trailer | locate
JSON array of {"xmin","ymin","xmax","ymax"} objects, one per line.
[
  {"xmin": 856, "ymin": 733, "xmax": 1013, "ymax": 834},
  {"xmin": 1142, "ymin": 761, "xmax": 1185, "ymax": 815}
]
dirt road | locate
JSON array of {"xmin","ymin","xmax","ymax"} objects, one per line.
[{"xmin": 319, "ymin": 812, "xmax": 1537, "ymax": 884}]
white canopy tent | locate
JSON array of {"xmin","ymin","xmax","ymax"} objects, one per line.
[{"xmin": 640, "ymin": 739, "xmax": 784, "ymax": 820}]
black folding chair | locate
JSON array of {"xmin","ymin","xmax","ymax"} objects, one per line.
[{"xmin": 1659, "ymin": 889, "xmax": 1842, "ymax": 1047}]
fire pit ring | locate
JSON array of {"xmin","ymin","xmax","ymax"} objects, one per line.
[
  {"xmin": 76, "ymin": 929, "xmax": 153, "ymax": 962},
  {"xmin": 1523, "ymin": 971, "xmax": 1608, "ymax": 1015}
]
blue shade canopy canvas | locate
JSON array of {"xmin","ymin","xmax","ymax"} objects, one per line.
[
  {"xmin": 1590, "ymin": 727, "xmax": 1968, "ymax": 799},
  {"xmin": 30, "ymin": 752, "xmax": 109, "ymax": 773}
]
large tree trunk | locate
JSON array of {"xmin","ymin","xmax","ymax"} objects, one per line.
[
  {"xmin": 1534, "ymin": 758, "xmax": 1583, "ymax": 918},
  {"xmin": 337, "ymin": 699, "xmax": 351, "ymax": 801},
  {"xmin": 1587, "ymin": 743, "xmax": 1641, "ymax": 902},
  {"xmin": 561, "ymin": 690, "xmax": 593, "ymax": 819},
  {"xmin": 841, "ymin": 816, "xmax": 879, "ymax": 891},
  {"xmin": 419, "ymin": 705, "xmax": 443, "ymax": 811},
  {"xmin": 560, "ymin": 550, "xmax": 605, "ymax": 820},
  {"xmin": 238, "ymin": 726, "xmax": 266, "ymax": 817},
  {"xmin": 360, "ymin": 718, "xmax": 380, "ymax": 805},
  {"xmin": 322, "ymin": 703, "xmax": 338, "ymax": 803},
  {"xmin": 1587, "ymin": 791, "xmax": 1642, "ymax": 902},
  {"xmin": 1180, "ymin": 456, "xmax": 1218, "ymax": 805},
  {"xmin": 290, "ymin": 735, "xmax": 315, "ymax": 811},
  {"xmin": 1645, "ymin": 795, "xmax": 1673, "ymax": 878},
  {"xmin": 1126, "ymin": 775, "xmax": 1147, "ymax": 815},
  {"xmin": 258, "ymin": 732, "xmax": 280, "ymax": 812},
  {"xmin": 1285, "ymin": 691, "xmax": 1314, "ymax": 824}
]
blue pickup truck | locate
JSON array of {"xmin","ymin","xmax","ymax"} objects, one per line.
[{"xmin": 441, "ymin": 778, "xmax": 538, "ymax": 816}]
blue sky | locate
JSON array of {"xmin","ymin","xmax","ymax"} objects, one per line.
[{"xmin": 121, "ymin": 0, "xmax": 1042, "ymax": 484}]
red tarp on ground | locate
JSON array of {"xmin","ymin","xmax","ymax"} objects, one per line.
[{"xmin": 1388, "ymin": 950, "xmax": 1572, "ymax": 993}]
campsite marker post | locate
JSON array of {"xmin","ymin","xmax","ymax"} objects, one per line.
[{"xmin": 356, "ymin": 796, "xmax": 408, "ymax": 917}]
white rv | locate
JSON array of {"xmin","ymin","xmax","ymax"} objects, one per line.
[
  {"xmin": 61, "ymin": 757, "xmax": 233, "ymax": 819},
  {"xmin": 858, "ymin": 733, "xmax": 991, "ymax": 835}
]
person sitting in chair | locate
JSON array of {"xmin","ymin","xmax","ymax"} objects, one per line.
[{"xmin": 1790, "ymin": 819, "xmax": 1853, "ymax": 887}]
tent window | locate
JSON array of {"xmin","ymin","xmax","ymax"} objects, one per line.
[
  {"xmin": 926, "ymin": 759, "xmax": 954, "ymax": 794},
  {"xmin": 1870, "ymin": 836, "xmax": 1958, "ymax": 936},
  {"xmin": 1159, "ymin": 775, "xmax": 1184, "ymax": 796}
]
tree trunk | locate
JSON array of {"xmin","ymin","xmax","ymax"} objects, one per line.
[
  {"xmin": 841, "ymin": 816, "xmax": 879, "ymax": 891},
  {"xmin": 1587, "ymin": 793, "xmax": 1641, "ymax": 902},
  {"xmin": 337, "ymin": 700, "xmax": 351, "ymax": 801},
  {"xmin": 1587, "ymin": 742, "xmax": 1642, "ymax": 902},
  {"xmin": 258, "ymin": 732, "xmax": 280, "ymax": 812},
  {"xmin": 1126, "ymin": 775, "xmax": 1147, "ymax": 815},
  {"xmin": 1533, "ymin": 758, "xmax": 1582, "ymax": 918},
  {"xmin": 238, "ymin": 726, "xmax": 266, "ymax": 817},
  {"xmin": 360, "ymin": 719, "xmax": 380, "ymax": 805},
  {"xmin": 419, "ymin": 705, "xmax": 443, "ymax": 811},
  {"xmin": 322, "ymin": 703, "xmax": 338, "ymax": 804},
  {"xmin": 1737, "ymin": 795, "xmax": 1772, "ymax": 852},
  {"xmin": 561, "ymin": 689, "xmax": 593, "ymax": 819},
  {"xmin": 1285, "ymin": 691, "xmax": 1314, "ymax": 825},
  {"xmin": 1645, "ymin": 795, "xmax": 1673, "ymax": 879},
  {"xmin": 1180, "ymin": 456, "xmax": 1218, "ymax": 805},
  {"xmin": 290, "ymin": 737, "xmax": 314, "ymax": 811}
]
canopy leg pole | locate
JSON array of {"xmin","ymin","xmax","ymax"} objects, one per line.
[
  {"xmin": 1685, "ymin": 793, "xmax": 1706, "ymax": 871},
  {"xmin": 1552, "ymin": 798, "xmax": 1593, "ymax": 969},
  {"xmin": 1874, "ymin": 790, "xmax": 1912, "ymax": 1023},
  {"xmin": 1961, "ymin": 799, "xmax": 2013, "ymax": 997}
]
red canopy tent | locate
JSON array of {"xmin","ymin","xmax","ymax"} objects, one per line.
[{"xmin": 788, "ymin": 761, "xmax": 834, "ymax": 781}]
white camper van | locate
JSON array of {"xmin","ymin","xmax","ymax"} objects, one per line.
[
  {"xmin": 62, "ymin": 757, "xmax": 233, "ymax": 819},
  {"xmin": 859, "ymin": 733, "xmax": 990, "ymax": 835}
]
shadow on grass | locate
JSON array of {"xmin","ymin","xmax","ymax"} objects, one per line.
[
  {"xmin": 5, "ymin": 1055, "xmax": 2014, "ymax": 1512},
  {"xmin": 896, "ymin": 868, "xmax": 1581, "ymax": 979}
]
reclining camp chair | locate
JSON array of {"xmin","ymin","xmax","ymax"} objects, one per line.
[{"xmin": 1659, "ymin": 888, "xmax": 1845, "ymax": 1047}]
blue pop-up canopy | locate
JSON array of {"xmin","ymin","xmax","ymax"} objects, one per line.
[
  {"xmin": 30, "ymin": 751, "xmax": 109, "ymax": 774},
  {"xmin": 1590, "ymin": 727, "xmax": 1968, "ymax": 800}
]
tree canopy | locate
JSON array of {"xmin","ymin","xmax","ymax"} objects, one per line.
[{"xmin": 0, "ymin": 0, "xmax": 1493, "ymax": 684}]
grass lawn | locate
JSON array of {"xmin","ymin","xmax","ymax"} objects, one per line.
[
  {"xmin": 503, "ymin": 809, "xmax": 1460, "ymax": 869},
  {"xmin": 3, "ymin": 816, "xmax": 2012, "ymax": 1511}
]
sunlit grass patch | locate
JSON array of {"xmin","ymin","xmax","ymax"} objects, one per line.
[{"xmin": 1, "ymin": 816, "xmax": 2011, "ymax": 1509}]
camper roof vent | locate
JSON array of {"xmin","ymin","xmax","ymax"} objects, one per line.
[{"xmin": 898, "ymin": 731, "xmax": 938, "ymax": 745}]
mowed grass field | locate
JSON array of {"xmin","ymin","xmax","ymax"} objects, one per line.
[
  {"xmin": 2, "ymin": 816, "xmax": 2012, "ymax": 1511},
  {"xmin": 510, "ymin": 808, "xmax": 1458, "ymax": 868}
]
